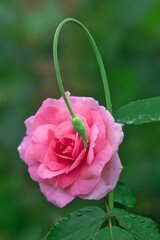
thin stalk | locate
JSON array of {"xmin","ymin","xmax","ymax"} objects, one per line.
[{"xmin": 53, "ymin": 18, "xmax": 112, "ymax": 115}]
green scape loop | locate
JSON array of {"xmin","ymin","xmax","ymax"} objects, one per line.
[{"xmin": 53, "ymin": 18, "xmax": 113, "ymax": 150}]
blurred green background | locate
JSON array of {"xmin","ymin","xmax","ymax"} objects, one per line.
[{"xmin": 0, "ymin": 0, "xmax": 160, "ymax": 239}]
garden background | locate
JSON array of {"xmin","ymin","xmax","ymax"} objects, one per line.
[{"xmin": 0, "ymin": 0, "xmax": 160, "ymax": 239}]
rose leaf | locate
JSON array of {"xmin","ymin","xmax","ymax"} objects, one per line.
[
  {"xmin": 44, "ymin": 206, "xmax": 106, "ymax": 240},
  {"xmin": 111, "ymin": 208, "xmax": 160, "ymax": 240},
  {"xmin": 114, "ymin": 97, "xmax": 160, "ymax": 125}
]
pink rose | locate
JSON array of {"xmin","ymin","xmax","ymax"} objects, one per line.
[{"xmin": 18, "ymin": 92, "xmax": 124, "ymax": 207}]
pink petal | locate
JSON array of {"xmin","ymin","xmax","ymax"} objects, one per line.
[
  {"xmin": 25, "ymin": 116, "xmax": 34, "ymax": 136},
  {"xmin": 30, "ymin": 124, "xmax": 56, "ymax": 162},
  {"xmin": 80, "ymin": 139, "xmax": 113, "ymax": 179},
  {"xmin": 72, "ymin": 133, "xmax": 84, "ymax": 159},
  {"xmin": 80, "ymin": 153, "xmax": 123, "ymax": 200},
  {"xmin": 99, "ymin": 107, "xmax": 124, "ymax": 153},
  {"xmin": 66, "ymin": 149, "xmax": 86, "ymax": 173},
  {"xmin": 55, "ymin": 121, "xmax": 75, "ymax": 139},
  {"xmin": 101, "ymin": 153, "xmax": 123, "ymax": 190},
  {"xmin": 18, "ymin": 136, "xmax": 31, "ymax": 161},
  {"xmin": 72, "ymin": 104, "xmax": 93, "ymax": 126},
  {"xmin": 33, "ymin": 106, "xmax": 59, "ymax": 129},
  {"xmin": 39, "ymin": 182, "xmax": 75, "ymax": 208},
  {"xmin": 86, "ymin": 124, "xmax": 98, "ymax": 165},
  {"xmin": 50, "ymin": 167, "xmax": 80, "ymax": 188},
  {"xmin": 55, "ymin": 109, "xmax": 71, "ymax": 125},
  {"xmin": 28, "ymin": 163, "xmax": 46, "ymax": 183},
  {"xmin": 43, "ymin": 144, "xmax": 71, "ymax": 170},
  {"xmin": 90, "ymin": 111, "xmax": 107, "ymax": 153},
  {"xmin": 70, "ymin": 95, "xmax": 99, "ymax": 111},
  {"xmin": 24, "ymin": 145, "xmax": 37, "ymax": 166},
  {"xmin": 38, "ymin": 164, "xmax": 70, "ymax": 179},
  {"xmin": 67, "ymin": 176, "xmax": 100, "ymax": 196}
]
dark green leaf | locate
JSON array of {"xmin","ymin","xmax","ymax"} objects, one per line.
[
  {"xmin": 114, "ymin": 182, "xmax": 137, "ymax": 208},
  {"xmin": 114, "ymin": 97, "xmax": 160, "ymax": 125},
  {"xmin": 46, "ymin": 207, "xmax": 106, "ymax": 240},
  {"xmin": 93, "ymin": 226, "xmax": 133, "ymax": 240},
  {"xmin": 111, "ymin": 208, "xmax": 160, "ymax": 240}
]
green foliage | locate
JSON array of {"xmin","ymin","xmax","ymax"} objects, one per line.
[
  {"xmin": 93, "ymin": 226, "xmax": 133, "ymax": 240},
  {"xmin": 111, "ymin": 208, "xmax": 160, "ymax": 240},
  {"xmin": 114, "ymin": 182, "xmax": 137, "ymax": 208},
  {"xmin": 114, "ymin": 97, "xmax": 160, "ymax": 125},
  {"xmin": 45, "ymin": 207, "xmax": 106, "ymax": 240}
]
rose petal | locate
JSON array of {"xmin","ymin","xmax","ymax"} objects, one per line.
[
  {"xmin": 80, "ymin": 139, "xmax": 113, "ymax": 179},
  {"xmin": 55, "ymin": 121, "xmax": 75, "ymax": 139},
  {"xmin": 30, "ymin": 124, "xmax": 56, "ymax": 163},
  {"xmin": 33, "ymin": 106, "xmax": 60, "ymax": 129},
  {"xmin": 28, "ymin": 163, "xmax": 46, "ymax": 183},
  {"xmin": 91, "ymin": 111, "xmax": 107, "ymax": 153},
  {"xmin": 18, "ymin": 136, "xmax": 31, "ymax": 161},
  {"xmin": 99, "ymin": 107, "xmax": 124, "ymax": 153},
  {"xmin": 39, "ymin": 182, "xmax": 75, "ymax": 208},
  {"xmin": 25, "ymin": 116, "xmax": 34, "ymax": 136},
  {"xmin": 80, "ymin": 153, "xmax": 123, "ymax": 200},
  {"xmin": 66, "ymin": 149, "xmax": 86, "ymax": 173},
  {"xmin": 38, "ymin": 164, "xmax": 70, "ymax": 179},
  {"xmin": 86, "ymin": 124, "xmax": 98, "ymax": 165},
  {"xmin": 72, "ymin": 133, "xmax": 84, "ymax": 159},
  {"xmin": 67, "ymin": 176, "xmax": 100, "ymax": 196},
  {"xmin": 50, "ymin": 167, "xmax": 80, "ymax": 188},
  {"xmin": 44, "ymin": 143, "xmax": 71, "ymax": 170},
  {"xmin": 24, "ymin": 144, "xmax": 36, "ymax": 166}
]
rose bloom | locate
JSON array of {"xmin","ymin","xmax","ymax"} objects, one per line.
[{"xmin": 18, "ymin": 92, "xmax": 124, "ymax": 207}]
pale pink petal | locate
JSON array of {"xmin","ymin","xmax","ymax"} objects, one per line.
[
  {"xmin": 18, "ymin": 136, "xmax": 31, "ymax": 161},
  {"xmin": 38, "ymin": 164, "xmax": 70, "ymax": 179},
  {"xmin": 25, "ymin": 116, "xmax": 34, "ymax": 136},
  {"xmin": 80, "ymin": 153, "xmax": 123, "ymax": 200},
  {"xmin": 33, "ymin": 106, "xmax": 59, "ymax": 129},
  {"xmin": 79, "ymin": 178, "xmax": 108, "ymax": 200},
  {"xmin": 70, "ymin": 95, "xmax": 99, "ymax": 111},
  {"xmin": 50, "ymin": 168, "xmax": 80, "ymax": 188},
  {"xmin": 24, "ymin": 145, "xmax": 36, "ymax": 166},
  {"xmin": 39, "ymin": 182, "xmax": 75, "ymax": 208},
  {"xmin": 101, "ymin": 153, "xmax": 123, "ymax": 190},
  {"xmin": 30, "ymin": 124, "xmax": 56, "ymax": 162},
  {"xmin": 28, "ymin": 163, "xmax": 46, "ymax": 183},
  {"xmin": 38, "ymin": 93, "xmax": 70, "ymax": 113},
  {"xmin": 72, "ymin": 104, "xmax": 93, "ymax": 126},
  {"xmin": 67, "ymin": 176, "xmax": 100, "ymax": 196},
  {"xmin": 99, "ymin": 107, "xmax": 124, "ymax": 153},
  {"xmin": 80, "ymin": 139, "xmax": 113, "ymax": 179},
  {"xmin": 72, "ymin": 134, "xmax": 84, "ymax": 159},
  {"xmin": 43, "ymin": 144, "xmax": 71, "ymax": 170},
  {"xmin": 56, "ymin": 109, "xmax": 71, "ymax": 125},
  {"xmin": 86, "ymin": 124, "xmax": 98, "ymax": 165},
  {"xmin": 66, "ymin": 149, "xmax": 86, "ymax": 173},
  {"xmin": 91, "ymin": 111, "xmax": 107, "ymax": 153},
  {"xmin": 55, "ymin": 121, "xmax": 75, "ymax": 139}
]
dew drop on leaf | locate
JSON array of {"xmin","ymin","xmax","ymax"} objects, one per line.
[
  {"xmin": 139, "ymin": 218, "xmax": 145, "ymax": 223},
  {"xmin": 62, "ymin": 216, "xmax": 70, "ymax": 222},
  {"xmin": 146, "ymin": 224, "xmax": 151, "ymax": 228},
  {"xmin": 54, "ymin": 222, "xmax": 60, "ymax": 227},
  {"xmin": 76, "ymin": 211, "xmax": 83, "ymax": 216}
]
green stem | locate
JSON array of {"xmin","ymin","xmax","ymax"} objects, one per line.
[
  {"xmin": 53, "ymin": 18, "xmax": 114, "ymax": 214},
  {"xmin": 108, "ymin": 190, "xmax": 115, "ymax": 225},
  {"xmin": 53, "ymin": 18, "xmax": 112, "ymax": 114}
]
